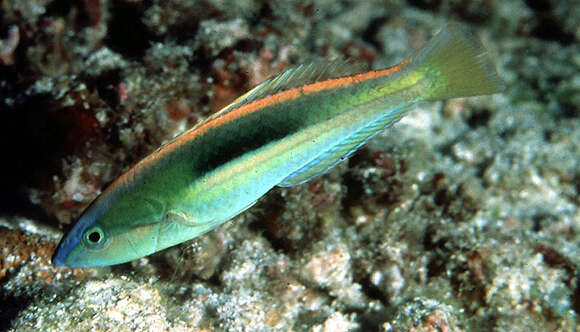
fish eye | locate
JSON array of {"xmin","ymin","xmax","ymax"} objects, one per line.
[{"xmin": 84, "ymin": 226, "xmax": 106, "ymax": 248}]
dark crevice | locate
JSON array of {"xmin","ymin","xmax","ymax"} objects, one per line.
[
  {"xmin": 522, "ymin": 0, "xmax": 574, "ymax": 45},
  {"xmin": 45, "ymin": 0, "xmax": 74, "ymax": 17},
  {"xmin": 0, "ymin": 293, "xmax": 31, "ymax": 331},
  {"xmin": 0, "ymin": 90, "xmax": 75, "ymax": 225},
  {"xmin": 233, "ymin": 38, "xmax": 264, "ymax": 53},
  {"xmin": 475, "ymin": 158, "xmax": 493, "ymax": 181},
  {"xmin": 249, "ymin": 2, "xmax": 273, "ymax": 26},
  {"xmin": 559, "ymin": 102, "xmax": 579, "ymax": 118},
  {"xmin": 191, "ymin": 44, "xmax": 215, "ymax": 77},
  {"xmin": 572, "ymin": 274, "xmax": 580, "ymax": 315},
  {"xmin": 543, "ymin": 129, "xmax": 553, "ymax": 142},
  {"xmin": 530, "ymin": 17, "xmax": 574, "ymax": 45},
  {"xmin": 437, "ymin": 132, "xmax": 467, "ymax": 160},
  {"xmin": 251, "ymin": 221, "xmax": 295, "ymax": 254},
  {"xmin": 357, "ymin": 273, "xmax": 389, "ymax": 305},
  {"xmin": 524, "ymin": 0, "xmax": 552, "ymax": 11},
  {"xmin": 82, "ymin": 69, "xmax": 123, "ymax": 109},
  {"xmin": 531, "ymin": 212, "xmax": 556, "ymax": 233},
  {"xmin": 426, "ymin": 251, "xmax": 447, "ymax": 279},
  {"xmin": 466, "ymin": 109, "xmax": 492, "ymax": 128},
  {"xmin": 361, "ymin": 16, "xmax": 389, "ymax": 51},
  {"xmin": 406, "ymin": 0, "xmax": 442, "ymax": 11},
  {"xmin": 450, "ymin": 2, "xmax": 491, "ymax": 24},
  {"xmin": 205, "ymin": 271, "xmax": 223, "ymax": 288},
  {"xmin": 248, "ymin": 193, "xmax": 295, "ymax": 254},
  {"xmin": 423, "ymin": 224, "xmax": 454, "ymax": 279},
  {"xmin": 340, "ymin": 149, "xmax": 370, "ymax": 215},
  {"xmin": 105, "ymin": 1, "xmax": 154, "ymax": 59},
  {"xmin": 340, "ymin": 170, "xmax": 365, "ymax": 217},
  {"xmin": 159, "ymin": 14, "xmax": 200, "ymax": 44}
]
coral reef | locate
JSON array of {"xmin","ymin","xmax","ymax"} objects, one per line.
[{"xmin": 1, "ymin": 0, "xmax": 578, "ymax": 331}]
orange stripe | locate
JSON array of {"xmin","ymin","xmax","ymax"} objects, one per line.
[
  {"xmin": 209, "ymin": 61, "xmax": 407, "ymax": 133},
  {"xmin": 131, "ymin": 59, "xmax": 408, "ymax": 174},
  {"xmin": 301, "ymin": 60, "xmax": 408, "ymax": 95},
  {"xmin": 177, "ymin": 61, "xmax": 407, "ymax": 146}
]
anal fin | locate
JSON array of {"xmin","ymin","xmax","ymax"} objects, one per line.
[{"xmin": 278, "ymin": 105, "xmax": 409, "ymax": 187}]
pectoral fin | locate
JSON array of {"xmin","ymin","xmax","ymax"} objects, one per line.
[{"xmin": 165, "ymin": 209, "xmax": 197, "ymax": 226}]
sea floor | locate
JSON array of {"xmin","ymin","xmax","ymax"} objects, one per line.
[{"xmin": 0, "ymin": 0, "xmax": 579, "ymax": 331}]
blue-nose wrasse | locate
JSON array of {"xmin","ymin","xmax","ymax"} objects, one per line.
[{"xmin": 53, "ymin": 24, "xmax": 504, "ymax": 267}]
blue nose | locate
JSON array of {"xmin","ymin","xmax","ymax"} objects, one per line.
[
  {"xmin": 53, "ymin": 230, "xmax": 81, "ymax": 267},
  {"xmin": 52, "ymin": 245, "xmax": 67, "ymax": 266}
]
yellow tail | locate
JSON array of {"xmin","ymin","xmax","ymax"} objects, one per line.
[{"xmin": 412, "ymin": 23, "xmax": 505, "ymax": 100}]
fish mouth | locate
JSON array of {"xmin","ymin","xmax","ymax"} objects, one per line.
[
  {"xmin": 52, "ymin": 223, "xmax": 85, "ymax": 267},
  {"xmin": 52, "ymin": 242, "xmax": 68, "ymax": 266},
  {"xmin": 53, "ymin": 236, "xmax": 87, "ymax": 267},
  {"xmin": 52, "ymin": 234, "xmax": 77, "ymax": 267},
  {"xmin": 52, "ymin": 246, "xmax": 67, "ymax": 266}
]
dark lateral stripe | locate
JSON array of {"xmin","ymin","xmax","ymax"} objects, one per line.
[
  {"xmin": 122, "ymin": 60, "xmax": 409, "ymax": 189},
  {"xmin": 193, "ymin": 99, "xmax": 309, "ymax": 175}
]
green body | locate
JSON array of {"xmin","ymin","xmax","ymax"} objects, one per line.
[{"xmin": 53, "ymin": 24, "xmax": 504, "ymax": 267}]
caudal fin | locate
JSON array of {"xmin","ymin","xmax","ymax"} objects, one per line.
[{"xmin": 412, "ymin": 23, "xmax": 505, "ymax": 100}]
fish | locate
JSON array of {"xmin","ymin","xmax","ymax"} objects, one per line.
[{"xmin": 53, "ymin": 24, "xmax": 504, "ymax": 267}]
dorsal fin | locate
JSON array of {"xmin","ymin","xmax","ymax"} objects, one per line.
[
  {"xmin": 155, "ymin": 59, "xmax": 365, "ymax": 152},
  {"xmin": 201, "ymin": 59, "xmax": 365, "ymax": 124}
]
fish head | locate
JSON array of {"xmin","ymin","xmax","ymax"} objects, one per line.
[{"xmin": 53, "ymin": 189, "xmax": 167, "ymax": 268}]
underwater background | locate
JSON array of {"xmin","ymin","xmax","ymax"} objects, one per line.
[{"xmin": 0, "ymin": 0, "xmax": 578, "ymax": 330}]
